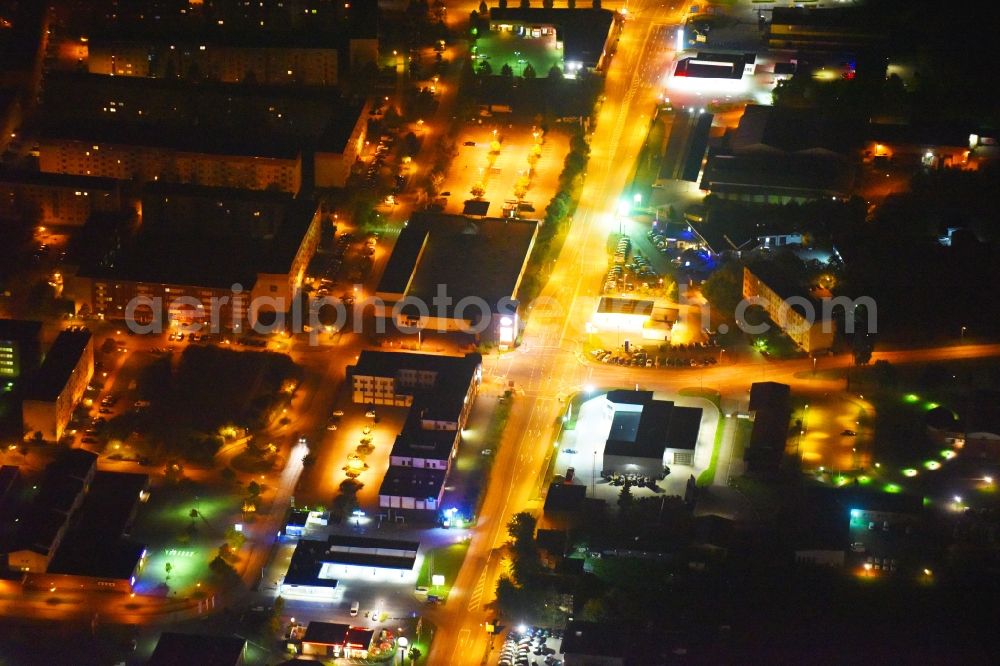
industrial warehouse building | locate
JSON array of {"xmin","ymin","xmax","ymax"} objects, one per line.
[
  {"xmin": 375, "ymin": 213, "xmax": 538, "ymax": 345},
  {"xmin": 602, "ymin": 390, "xmax": 703, "ymax": 474},
  {"xmin": 0, "ymin": 450, "xmax": 150, "ymax": 594}
]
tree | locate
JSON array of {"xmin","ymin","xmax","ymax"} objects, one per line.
[
  {"xmin": 548, "ymin": 65, "xmax": 564, "ymax": 80},
  {"xmin": 498, "ymin": 0, "xmax": 508, "ymax": 8},
  {"xmin": 225, "ymin": 526, "xmax": 246, "ymax": 551},
  {"xmin": 189, "ymin": 508, "xmax": 199, "ymax": 519},
  {"xmin": 165, "ymin": 562, "xmax": 173, "ymax": 580},
  {"xmin": 523, "ymin": 63, "xmax": 537, "ymax": 79},
  {"xmin": 408, "ymin": 647, "xmax": 422, "ymax": 661},
  {"xmin": 507, "ymin": 511, "xmax": 536, "ymax": 544},
  {"xmin": 701, "ymin": 260, "xmax": 744, "ymax": 320},
  {"xmin": 269, "ymin": 596, "xmax": 286, "ymax": 636},
  {"xmin": 543, "ymin": 0, "xmax": 553, "ymax": 7},
  {"xmin": 592, "ymin": 0, "xmax": 601, "ymax": 8},
  {"xmin": 247, "ymin": 480, "xmax": 261, "ymax": 497},
  {"xmin": 478, "ymin": 60, "xmax": 493, "ymax": 77},
  {"xmin": 567, "ymin": 0, "xmax": 576, "ymax": 7},
  {"xmin": 519, "ymin": 0, "xmax": 530, "ymax": 8},
  {"xmin": 617, "ymin": 483, "xmax": 634, "ymax": 510},
  {"xmin": 470, "ymin": 183, "xmax": 486, "ymax": 198},
  {"xmin": 479, "ymin": 0, "xmax": 488, "ymax": 13},
  {"xmin": 872, "ymin": 359, "xmax": 896, "ymax": 388},
  {"xmin": 500, "ymin": 63, "xmax": 514, "ymax": 79}
]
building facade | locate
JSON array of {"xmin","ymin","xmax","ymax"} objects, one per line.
[
  {"xmin": 22, "ymin": 329, "xmax": 94, "ymax": 442},
  {"xmin": 38, "ymin": 138, "xmax": 302, "ymax": 193},
  {"xmin": 0, "ymin": 319, "xmax": 42, "ymax": 380},
  {"xmin": 0, "ymin": 172, "xmax": 123, "ymax": 226},
  {"xmin": 742, "ymin": 265, "xmax": 834, "ymax": 354}
]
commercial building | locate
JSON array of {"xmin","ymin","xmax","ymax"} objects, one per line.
[
  {"xmin": 602, "ymin": 390, "xmax": 703, "ymax": 474},
  {"xmin": 301, "ymin": 622, "xmax": 375, "ymax": 660},
  {"xmin": 375, "ymin": 213, "xmax": 538, "ymax": 345},
  {"xmin": 0, "ymin": 318, "xmax": 42, "ymax": 380},
  {"xmin": 279, "ymin": 534, "xmax": 420, "ymax": 600},
  {"xmin": 743, "ymin": 382, "xmax": 791, "ymax": 474},
  {"xmin": 348, "ymin": 351, "xmax": 482, "ymax": 520},
  {"xmin": 148, "ymin": 633, "xmax": 247, "ymax": 666},
  {"xmin": 21, "ymin": 328, "xmax": 94, "ymax": 442},
  {"xmin": 742, "ymin": 263, "xmax": 834, "ymax": 353},
  {"xmin": 485, "ymin": 7, "xmax": 618, "ymax": 74},
  {"xmin": 23, "ymin": 471, "xmax": 150, "ymax": 594},
  {"xmin": 768, "ymin": 7, "xmax": 885, "ymax": 52},
  {"xmin": 378, "ymin": 466, "xmax": 447, "ymax": 515},
  {"xmin": 70, "ymin": 184, "xmax": 323, "ymax": 329},
  {"xmin": 701, "ymin": 104, "xmax": 858, "ymax": 203},
  {"xmin": 0, "ymin": 170, "xmax": 124, "ymax": 226}
]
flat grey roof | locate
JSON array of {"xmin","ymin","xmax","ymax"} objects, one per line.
[{"xmin": 24, "ymin": 329, "xmax": 91, "ymax": 402}]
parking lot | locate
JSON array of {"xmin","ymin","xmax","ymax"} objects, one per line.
[
  {"xmin": 435, "ymin": 123, "xmax": 568, "ymax": 218},
  {"xmin": 496, "ymin": 625, "xmax": 563, "ymax": 666}
]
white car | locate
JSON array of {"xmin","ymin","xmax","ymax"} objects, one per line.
[
  {"xmin": 332, "ymin": 410, "xmax": 345, "ymax": 417},
  {"xmin": 365, "ymin": 409, "xmax": 377, "ymax": 418}
]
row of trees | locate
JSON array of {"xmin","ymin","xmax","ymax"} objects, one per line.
[{"xmin": 493, "ymin": 512, "xmax": 566, "ymax": 625}]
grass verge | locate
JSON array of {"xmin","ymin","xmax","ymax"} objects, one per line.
[
  {"xmin": 697, "ymin": 413, "xmax": 728, "ymax": 487},
  {"xmin": 416, "ymin": 542, "xmax": 470, "ymax": 601}
]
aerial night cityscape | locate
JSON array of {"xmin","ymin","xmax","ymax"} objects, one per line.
[{"xmin": 1, "ymin": 0, "xmax": 999, "ymax": 663}]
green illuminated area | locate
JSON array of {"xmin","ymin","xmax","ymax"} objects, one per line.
[
  {"xmin": 130, "ymin": 483, "xmax": 244, "ymax": 595},
  {"xmin": 417, "ymin": 542, "xmax": 470, "ymax": 601},
  {"xmin": 473, "ymin": 32, "xmax": 565, "ymax": 78}
]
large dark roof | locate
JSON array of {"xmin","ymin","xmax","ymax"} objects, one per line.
[
  {"xmin": 80, "ymin": 184, "xmax": 316, "ymax": 289},
  {"xmin": 745, "ymin": 382, "xmax": 791, "ymax": 468},
  {"xmin": 733, "ymin": 105, "xmax": 858, "ymax": 155},
  {"xmin": 666, "ymin": 406, "xmax": 703, "ymax": 450},
  {"xmin": 544, "ymin": 482, "xmax": 586, "ymax": 512},
  {"xmin": 350, "ymin": 351, "xmax": 481, "ymax": 424},
  {"xmin": 24, "ymin": 330, "xmax": 92, "ymax": 402},
  {"xmin": 324, "ymin": 534, "xmax": 420, "ymax": 569},
  {"xmin": 378, "ymin": 466, "xmax": 446, "ymax": 504},
  {"xmin": 0, "ymin": 168, "xmax": 120, "ymax": 192},
  {"xmin": 36, "ymin": 72, "xmax": 364, "ymax": 156},
  {"xmin": 390, "ymin": 427, "xmax": 455, "ymax": 461},
  {"xmin": 489, "ymin": 8, "xmax": 615, "ymax": 67},
  {"xmin": 702, "ymin": 150, "xmax": 855, "ymax": 198},
  {"xmin": 302, "ymin": 622, "xmax": 352, "ymax": 645},
  {"xmin": 283, "ymin": 538, "xmax": 339, "ymax": 588},
  {"xmin": 605, "ymin": 392, "xmax": 702, "ymax": 457},
  {"xmin": 377, "ymin": 212, "xmax": 537, "ymax": 316},
  {"xmin": 148, "ymin": 633, "xmax": 246, "ymax": 666}
]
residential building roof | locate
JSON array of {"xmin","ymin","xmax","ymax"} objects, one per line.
[
  {"xmin": 148, "ymin": 632, "xmax": 246, "ymax": 666},
  {"xmin": 79, "ymin": 184, "xmax": 317, "ymax": 289},
  {"xmin": 24, "ymin": 329, "xmax": 91, "ymax": 402},
  {"xmin": 745, "ymin": 262, "xmax": 829, "ymax": 318}
]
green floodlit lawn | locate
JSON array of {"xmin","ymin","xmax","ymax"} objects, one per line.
[
  {"xmin": 475, "ymin": 32, "xmax": 564, "ymax": 77},
  {"xmin": 130, "ymin": 482, "xmax": 242, "ymax": 595},
  {"xmin": 417, "ymin": 542, "xmax": 470, "ymax": 601}
]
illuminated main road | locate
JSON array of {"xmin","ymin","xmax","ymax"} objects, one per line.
[{"xmin": 429, "ymin": 2, "xmax": 689, "ymax": 663}]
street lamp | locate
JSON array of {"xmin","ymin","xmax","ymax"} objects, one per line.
[
  {"xmin": 398, "ymin": 636, "xmax": 409, "ymax": 665},
  {"xmin": 961, "ymin": 326, "xmax": 967, "ymax": 341}
]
